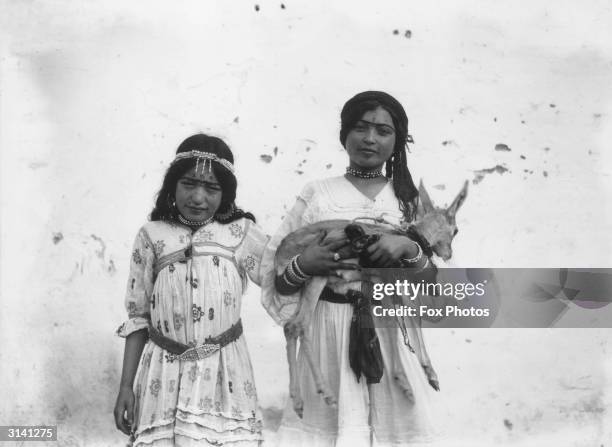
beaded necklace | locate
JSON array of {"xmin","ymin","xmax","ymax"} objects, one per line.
[
  {"xmin": 345, "ymin": 166, "xmax": 383, "ymax": 179},
  {"xmin": 178, "ymin": 214, "xmax": 214, "ymax": 228}
]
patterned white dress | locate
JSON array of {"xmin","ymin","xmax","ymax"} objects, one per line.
[
  {"xmin": 261, "ymin": 176, "xmax": 437, "ymax": 447},
  {"xmin": 117, "ymin": 218, "xmax": 268, "ymax": 446}
]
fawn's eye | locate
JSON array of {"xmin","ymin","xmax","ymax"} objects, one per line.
[{"xmin": 453, "ymin": 228, "xmax": 458, "ymax": 236}]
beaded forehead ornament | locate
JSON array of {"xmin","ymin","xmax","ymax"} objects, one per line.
[{"xmin": 173, "ymin": 150, "xmax": 235, "ymax": 175}]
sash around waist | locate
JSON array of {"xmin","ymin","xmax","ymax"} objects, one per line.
[
  {"xmin": 148, "ymin": 319, "xmax": 243, "ymax": 359},
  {"xmin": 320, "ymin": 286, "xmax": 359, "ymax": 304},
  {"xmin": 318, "ymin": 286, "xmax": 384, "ymax": 384}
]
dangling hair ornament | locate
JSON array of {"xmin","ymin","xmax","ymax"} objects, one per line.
[
  {"xmin": 404, "ymin": 134, "xmax": 414, "ymax": 153},
  {"xmin": 173, "ymin": 150, "xmax": 235, "ymax": 174},
  {"xmin": 166, "ymin": 193, "xmax": 176, "ymax": 210}
]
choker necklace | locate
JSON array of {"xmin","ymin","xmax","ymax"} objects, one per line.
[
  {"xmin": 346, "ymin": 166, "xmax": 383, "ymax": 179},
  {"xmin": 178, "ymin": 214, "xmax": 214, "ymax": 228}
]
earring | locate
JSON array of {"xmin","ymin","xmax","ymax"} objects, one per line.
[{"xmin": 166, "ymin": 194, "xmax": 177, "ymax": 213}]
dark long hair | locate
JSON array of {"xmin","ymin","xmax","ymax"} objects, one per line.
[
  {"xmin": 339, "ymin": 91, "xmax": 419, "ymax": 222},
  {"xmin": 150, "ymin": 134, "xmax": 255, "ymax": 223}
]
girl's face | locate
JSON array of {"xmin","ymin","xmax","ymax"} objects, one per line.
[
  {"xmin": 175, "ymin": 166, "xmax": 223, "ymax": 222},
  {"xmin": 344, "ymin": 106, "xmax": 396, "ymax": 172}
]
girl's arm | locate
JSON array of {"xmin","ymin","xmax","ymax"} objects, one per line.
[
  {"xmin": 114, "ymin": 329, "xmax": 148, "ymax": 435},
  {"xmin": 114, "ymin": 226, "xmax": 155, "ymax": 435}
]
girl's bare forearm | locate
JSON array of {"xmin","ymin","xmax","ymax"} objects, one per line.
[{"xmin": 119, "ymin": 329, "xmax": 148, "ymax": 389}]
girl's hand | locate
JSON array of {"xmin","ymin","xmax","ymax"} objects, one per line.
[
  {"xmin": 297, "ymin": 231, "xmax": 360, "ymax": 276},
  {"xmin": 365, "ymin": 234, "xmax": 418, "ymax": 267},
  {"xmin": 114, "ymin": 386, "xmax": 135, "ymax": 436}
]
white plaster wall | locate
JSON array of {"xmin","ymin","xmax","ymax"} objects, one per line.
[{"xmin": 1, "ymin": 1, "xmax": 611, "ymax": 445}]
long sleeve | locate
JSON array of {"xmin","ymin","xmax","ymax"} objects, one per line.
[
  {"xmin": 236, "ymin": 221, "xmax": 270, "ymax": 288},
  {"xmin": 116, "ymin": 226, "xmax": 155, "ymax": 337},
  {"xmin": 260, "ymin": 183, "xmax": 315, "ymax": 326}
]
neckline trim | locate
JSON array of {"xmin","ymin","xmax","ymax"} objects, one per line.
[{"xmin": 341, "ymin": 175, "xmax": 391, "ymax": 202}]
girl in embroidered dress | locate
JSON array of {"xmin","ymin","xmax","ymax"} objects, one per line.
[
  {"xmin": 261, "ymin": 91, "xmax": 439, "ymax": 446},
  {"xmin": 114, "ymin": 134, "xmax": 268, "ymax": 446}
]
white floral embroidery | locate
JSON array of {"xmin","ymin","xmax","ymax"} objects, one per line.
[{"xmin": 229, "ymin": 223, "xmax": 244, "ymax": 239}]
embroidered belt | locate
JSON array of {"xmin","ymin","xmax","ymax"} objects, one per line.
[{"xmin": 148, "ymin": 319, "xmax": 243, "ymax": 361}]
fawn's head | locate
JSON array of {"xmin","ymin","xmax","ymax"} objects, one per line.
[{"xmin": 412, "ymin": 180, "xmax": 468, "ymax": 261}]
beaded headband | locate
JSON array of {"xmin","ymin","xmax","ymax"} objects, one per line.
[{"xmin": 173, "ymin": 150, "xmax": 235, "ymax": 174}]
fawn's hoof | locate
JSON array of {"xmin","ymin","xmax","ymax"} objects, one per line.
[
  {"xmin": 422, "ymin": 364, "xmax": 440, "ymax": 391},
  {"xmin": 291, "ymin": 396, "xmax": 304, "ymax": 418},
  {"xmin": 293, "ymin": 404, "xmax": 304, "ymax": 419},
  {"xmin": 428, "ymin": 378, "xmax": 440, "ymax": 391},
  {"xmin": 402, "ymin": 335, "xmax": 416, "ymax": 353},
  {"xmin": 323, "ymin": 395, "xmax": 338, "ymax": 408},
  {"xmin": 403, "ymin": 389, "xmax": 415, "ymax": 403},
  {"xmin": 393, "ymin": 374, "xmax": 415, "ymax": 403},
  {"xmin": 317, "ymin": 387, "xmax": 337, "ymax": 408}
]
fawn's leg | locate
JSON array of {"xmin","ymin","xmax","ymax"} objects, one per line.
[
  {"xmin": 300, "ymin": 333, "xmax": 337, "ymax": 408},
  {"xmin": 414, "ymin": 325, "xmax": 440, "ymax": 391},
  {"xmin": 284, "ymin": 325, "xmax": 303, "ymax": 418},
  {"xmin": 386, "ymin": 325, "xmax": 415, "ymax": 403},
  {"xmin": 395, "ymin": 314, "xmax": 415, "ymax": 353}
]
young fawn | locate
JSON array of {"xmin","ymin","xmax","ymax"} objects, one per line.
[{"xmin": 277, "ymin": 180, "xmax": 468, "ymax": 416}]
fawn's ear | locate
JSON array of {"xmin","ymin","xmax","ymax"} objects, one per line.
[
  {"xmin": 418, "ymin": 180, "xmax": 435, "ymax": 213},
  {"xmin": 416, "ymin": 199, "xmax": 424, "ymax": 218},
  {"xmin": 447, "ymin": 180, "xmax": 469, "ymax": 218}
]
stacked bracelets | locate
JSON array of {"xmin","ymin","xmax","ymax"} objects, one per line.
[
  {"xmin": 400, "ymin": 241, "xmax": 423, "ymax": 267},
  {"xmin": 282, "ymin": 255, "xmax": 311, "ymax": 287}
]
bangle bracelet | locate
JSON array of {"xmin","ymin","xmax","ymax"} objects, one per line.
[
  {"xmin": 291, "ymin": 255, "xmax": 311, "ymax": 280},
  {"xmin": 401, "ymin": 241, "xmax": 423, "ymax": 265},
  {"xmin": 412, "ymin": 256, "xmax": 430, "ymax": 273},
  {"xmin": 285, "ymin": 262, "xmax": 306, "ymax": 286},
  {"xmin": 282, "ymin": 270, "xmax": 303, "ymax": 288},
  {"xmin": 288, "ymin": 256, "xmax": 310, "ymax": 282}
]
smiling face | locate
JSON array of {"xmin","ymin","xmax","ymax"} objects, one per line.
[
  {"xmin": 344, "ymin": 106, "xmax": 396, "ymax": 172},
  {"xmin": 175, "ymin": 166, "xmax": 223, "ymax": 222}
]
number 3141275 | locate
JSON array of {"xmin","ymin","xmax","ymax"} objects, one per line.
[{"xmin": 1, "ymin": 426, "xmax": 57, "ymax": 441}]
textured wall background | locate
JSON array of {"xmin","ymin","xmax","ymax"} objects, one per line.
[{"xmin": 1, "ymin": 1, "xmax": 611, "ymax": 445}]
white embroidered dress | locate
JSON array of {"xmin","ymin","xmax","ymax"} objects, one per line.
[
  {"xmin": 261, "ymin": 176, "xmax": 436, "ymax": 447},
  {"xmin": 117, "ymin": 218, "xmax": 268, "ymax": 446}
]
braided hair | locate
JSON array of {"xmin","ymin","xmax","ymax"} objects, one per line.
[
  {"xmin": 150, "ymin": 134, "xmax": 255, "ymax": 223},
  {"xmin": 339, "ymin": 91, "xmax": 419, "ymax": 222}
]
